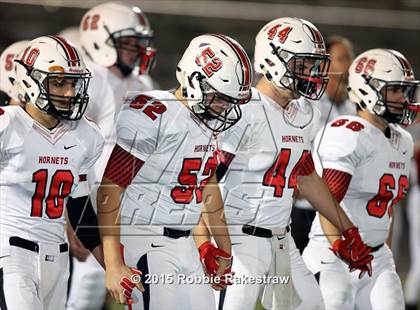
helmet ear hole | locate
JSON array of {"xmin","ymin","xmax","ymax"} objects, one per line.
[
  {"xmin": 359, "ymin": 88, "xmax": 368, "ymax": 96},
  {"xmin": 23, "ymin": 80, "xmax": 31, "ymax": 88},
  {"xmin": 265, "ymin": 58, "xmax": 275, "ymax": 67}
]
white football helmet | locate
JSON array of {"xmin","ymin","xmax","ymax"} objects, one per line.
[
  {"xmin": 15, "ymin": 35, "xmax": 91, "ymax": 120},
  {"xmin": 176, "ymin": 33, "xmax": 252, "ymax": 133},
  {"xmin": 348, "ymin": 49, "xmax": 419, "ymax": 126},
  {"xmin": 80, "ymin": 1, "xmax": 155, "ymax": 76},
  {"xmin": 0, "ymin": 40, "xmax": 29, "ymax": 105},
  {"xmin": 255, "ymin": 17, "xmax": 330, "ymax": 100}
]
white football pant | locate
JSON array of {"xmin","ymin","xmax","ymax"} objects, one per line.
[
  {"xmin": 0, "ymin": 240, "xmax": 69, "ymax": 309},
  {"xmin": 303, "ymin": 239, "xmax": 404, "ymax": 310},
  {"xmin": 221, "ymin": 226, "xmax": 324, "ymax": 310}
]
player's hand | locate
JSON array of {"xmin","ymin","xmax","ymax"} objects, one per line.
[
  {"xmin": 198, "ymin": 241, "xmax": 233, "ymax": 290},
  {"xmin": 212, "ymin": 256, "xmax": 234, "ymax": 291},
  {"xmin": 68, "ymin": 232, "xmax": 90, "ymax": 262},
  {"xmin": 330, "ymin": 227, "xmax": 373, "ymax": 278},
  {"xmin": 105, "ymin": 263, "xmax": 144, "ymax": 304}
]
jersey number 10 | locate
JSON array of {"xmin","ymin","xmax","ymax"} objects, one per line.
[{"xmin": 31, "ymin": 169, "xmax": 74, "ymax": 219}]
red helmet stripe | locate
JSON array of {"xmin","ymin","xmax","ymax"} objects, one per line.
[
  {"xmin": 390, "ymin": 50, "xmax": 414, "ymax": 79},
  {"xmin": 307, "ymin": 24, "xmax": 323, "ymax": 44},
  {"xmin": 393, "ymin": 52, "xmax": 412, "ymax": 71},
  {"xmin": 49, "ymin": 35, "xmax": 80, "ymax": 67},
  {"xmin": 212, "ymin": 34, "xmax": 251, "ymax": 92},
  {"xmin": 137, "ymin": 12, "xmax": 147, "ymax": 26}
]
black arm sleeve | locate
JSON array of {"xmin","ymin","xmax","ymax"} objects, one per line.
[
  {"xmin": 67, "ymin": 196, "xmax": 102, "ymax": 251},
  {"xmin": 215, "ymin": 150, "xmax": 235, "ymax": 182},
  {"xmin": 216, "ymin": 162, "xmax": 229, "ymax": 182}
]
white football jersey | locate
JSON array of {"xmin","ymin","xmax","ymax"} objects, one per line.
[
  {"xmin": 294, "ymin": 94, "xmax": 356, "ymax": 209},
  {"xmin": 218, "ymin": 88, "xmax": 322, "ymax": 228},
  {"xmin": 82, "ymin": 61, "xmax": 155, "ymax": 201},
  {"xmin": 310, "ymin": 115, "xmax": 413, "ymax": 246},
  {"xmin": 116, "ymin": 90, "xmax": 218, "ymax": 230},
  {"xmin": 0, "ymin": 106, "xmax": 103, "ymax": 253}
]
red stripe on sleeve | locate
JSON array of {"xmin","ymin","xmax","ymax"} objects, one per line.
[
  {"xmin": 216, "ymin": 149, "xmax": 235, "ymax": 167},
  {"xmin": 297, "ymin": 152, "xmax": 315, "ymax": 176},
  {"xmin": 322, "ymin": 168, "xmax": 352, "ymax": 203},
  {"xmin": 103, "ymin": 144, "xmax": 144, "ymax": 189}
]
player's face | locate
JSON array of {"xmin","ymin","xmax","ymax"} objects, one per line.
[
  {"xmin": 116, "ymin": 36, "xmax": 150, "ymax": 67},
  {"xmin": 291, "ymin": 57, "xmax": 328, "ymax": 79},
  {"xmin": 47, "ymin": 76, "xmax": 77, "ymax": 109},
  {"xmin": 206, "ymin": 94, "xmax": 232, "ymax": 115},
  {"xmin": 383, "ymin": 85, "xmax": 406, "ymax": 114}
]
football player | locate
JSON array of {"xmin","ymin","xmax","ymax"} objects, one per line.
[
  {"xmin": 0, "ymin": 36, "xmax": 103, "ymax": 309},
  {"xmin": 206, "ymin": 17, "xmax": 373, "ymax": 310},
  {"xmin": 65, "ymin": 2, "xmax": 157, "ymax": 309},
  {"xmin": 97, "ymin": 33, "xmax": 252, "ymax": 309},
  {"xmin": 0, "ymin": 40, "xmax": 28, "ymax": 107},
  {"xmin": 303, "ymin": 49, "xmax": 419, "ymax": 309}
]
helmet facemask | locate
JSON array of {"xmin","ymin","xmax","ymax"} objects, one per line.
[
  {"xmin": 368, "ymin": 77, "xmax": 420, "ymax": 126},
  {"xmin": 272, "ymin": 46, "xmax": 330, "ymax": 100},
  {"xmin": 31, "ymin": 69, "xmax": 91, "ymax": 120},
  {"xmin": 107, "ymin": 27, "xmax": 156, "ymax": 77},
  {"xmin": 191, "ymin": 79, "xmax": 249, "ymax": 134}
]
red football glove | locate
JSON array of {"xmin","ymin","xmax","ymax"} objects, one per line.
[
  {"xmin": 331, "ymin": 227, "xmax": 373, "ymax": 278},
  {"xmin": 119, "ymin": 268, "xmax": 142, "ymax": 302},
  {"xmin": 198, "ymin": 241, "xmax": 233, "ymax": 289}
]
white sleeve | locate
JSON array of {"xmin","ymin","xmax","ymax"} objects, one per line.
[
  {"xmin": 314, "ymin": 123, "xmax": 365, "ymax": 175},
  {"xmin": 218, "ymin": 116, "xmax": 251, "ymax": 155},
  {"xmin": 80, "ymin": 125, "xmax": 105, "ymax": 171},
  {"xmin": 115, "ymin": 98, "xmax": 162, "ymax": 161}
]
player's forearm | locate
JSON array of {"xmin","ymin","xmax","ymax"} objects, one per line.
[
  {"xmin": 298, "ymin": 172, "xmax": 353, "ymax": 232},
  {"xmin": 97, "ymin": 178, "xmax": 124, "ymax": 267},
  {"xmin": 319, "ymin": 214, "xmax": 341, "ymax": 245},
  {"xmin": 202, "ymin": 175, "xmax": 231, "ymax": 255},
  {"xmin": 193, "ymin": 217, "xmax": 211, "ymax": 248}
]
